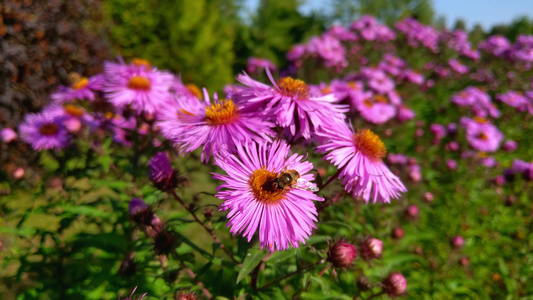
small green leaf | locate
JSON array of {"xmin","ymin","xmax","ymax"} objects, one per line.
[{"xmin": 236, "ymin": 249, "xmax": 268, "ymax": 283}]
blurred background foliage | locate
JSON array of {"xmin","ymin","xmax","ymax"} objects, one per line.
[{"xmin": 4, "ymin": 0, "xmax": 533, "ymax": 116}]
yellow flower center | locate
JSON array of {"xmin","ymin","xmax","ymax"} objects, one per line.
[
  {"xmin": 127, "ymin": 76, "xmax": 151, "ymax": 91},
  {"xmin": 348, "ymin": 81, "xmax": 359, "ymax": 90},
  {"xmin": 64, "ymin": 104, "xmax": 84, "ymax": 117},
  {"xmin": 39, "ymin": 123, "xmax": 59, "ymax": 135},
  {"xmin": 249, "ymin": 167, "xmax": 285, "ymax": 204},
  {"xmin": 363, "ymin": 99, "xmax": 374, "ymax": 108},
  {"xmin": 321, "ymin": 86, "xmax": 332, "ymax": 94},
  {"xmin": 72, "ymin": 77, "xmax": 89, "ymax": 90},
  {"xmin": 477, "ymin": 132, "xmax": 489, "ymax": 140},
  {"xmin": 105, "ymin": 112, "xmax": 115, "ymax": 120},
  {"xmin": 474, "ymin": 117, "xmax": 488, "ymax": 124},
  {"xmin": 278, "ymin": 77, "xmax": 309, "ymax": 99},
  {"xmin": 131, "ymin": 58, "xmax": 151, "ymax": 69},
  {"xmin": 353, "ymin": 129, "xmax": 387, "ymax": 161},
  {"xmin": 205, "ymin": 99, "xmax": 238, "ymax": 125},
  {"xmin": 185, "ymin": 83, "xmax": 202, "ymax": 100},
  {"xmin": 374, "ymin": 94, "xmax": 388, "ymax": 103}
]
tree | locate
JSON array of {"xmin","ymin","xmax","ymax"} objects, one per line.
[
  {"xmin": 332, "ymin": 0, "xmax": 435, "ymax": 26},
  {"xmin": 469, "ymin": 23, "xmax": 485, "ymax": 46},
  {"xmin": 453, "ymin": 19, "xmax": 467, "ymax": 31},
  {"xmin": 104, "ymin": 0, "xmax": 239, "ymax": 90}
]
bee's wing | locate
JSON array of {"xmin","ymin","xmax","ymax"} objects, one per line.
[{"xmin": 296, "ymin": 178, "xmax": 320, "ymax": 192}]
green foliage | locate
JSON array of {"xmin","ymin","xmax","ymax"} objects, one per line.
[
  {"xmin": 103, "ymin": 0, "xmax": 239, "ymax": 90},
  {"xmin": 331, "ymin": 0, "xmax": 435, "ymax": 26}
]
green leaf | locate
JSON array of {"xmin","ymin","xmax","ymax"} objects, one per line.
[{"xmin": 236, "ymin": 249, "xmax": 268, "ymax": 283}]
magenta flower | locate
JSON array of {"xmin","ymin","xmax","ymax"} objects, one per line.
[
  {"xmin": 19, "ymin": 112, "xmax": 70, "ymax": 150},
  {"xmin": 327, "ymin": 239, "xmax": 357, "ymax": 268},
  {"xmin": 448, "ymin": 59, "xmax": 469, "ymax": 74},
  {"xmin": 234, "ymin": 69, "xmax": 348, "ymax": 140},
  {"xmin": 159, "ymin": 89, "xmax": 275, "ymax": 162},
  {"xmin": 430, "ymin": 124, "xmax": 447, "ymax": 139},
  {"xmin": 355, "ymin": 94, "xmax": 396, "ymax": 124},
  {"xmin": 497, "ymin": 91, "xmax": 529, "ymax": 110},
  {"xmin": 51, "ymin": 74, "xmax": 104, "ymax": 103},
  {"xmin": 397, "ymin": 105, "xmax": 415, "ymax": 122},
  {"xmin": 317, "ymin": 122, "xmax": 406, "ymax": 203},
  {"xmin": 42, "ymin": 103, "xmax": 95, "ymax": 133},
  {"xmin": 213, "ymin": 141, "xmax": 323, "ymax": 252},
  {"xmin": 104, "ymin": 62, "xmax": 174, "ymax": 115},
  {"xmin": 247, "ymin": 57, "xmax": 277, "ymax": 73},
  {"xmin": 461, "ymin": 117, "xmax": 504, "ymax": 152}
]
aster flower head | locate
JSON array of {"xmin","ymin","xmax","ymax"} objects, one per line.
[
  {"xmin": 461, "ymin": 117, "xmax": 504, "ymax": 152},
  {"xmin": 51, "ymin": 74, "xmax": 104, "ymax": 103},
  {"xmin": 104, "ymin": 60, "xmax": 174, "ymax": 115},
  {"xmin": 355, "ymin": 94, "xmax": 396, "ymax": 125},
  {"xmin": 19, "ymin": 112, "xmax": 70, "ymax": 150},
  {"xmin": 317, "ymin": 122, "xmax": 406, "ymax": 204},
  {"xmin": 214, "ymin": 140, "xmax": 323, "ymax": 252},
  {"xmin": 158, "ymin": 88, "xmax": 275, "ymax": 162},
  {"xmin": 234, "ymin": 69, "xmax": 348, "ymax": 140},
  {"xmin": 327, "ymin": 239, "xmax": 357, "ymax": 268}
]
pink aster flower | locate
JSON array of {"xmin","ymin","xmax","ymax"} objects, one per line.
[
  {"xmin": 234, "ymin": 69, "xmax": 348, "ymax": 140},
  {"xmin": 247, "ymin": 57, "xmax": 277, "ymax": 73},
  {"xmin": 497, "ymin": 91, "xmax": 529, "ymax": 110},
  {"xmin": 214, "ymin": 140, "xmax": 323, "ymax": 252},
  {"xmin": 19, "ymin": 112, "xmax": 70, "ymax": 150},
  {"xmin": 51, "ymin": 74, "xmax": 104, "ymax": 103},
  {"xmin": 42, "ymin": 103, "xmax": 95, "ymax": 133},
  {"xmin": 104, "ymin": 62, "xmax": 174, "ymax": 115},
  {"xmin": 397, "ymin": 105, "xmax": 415, "ymax": 122},
  {"xmin": 461, "ymin": 117, "xmax": 504, "ymax": 152},
  {"xmin": 355, "ymin": 94, "xmax": 396, "ymax": 124},
  {"xmin": 158, "ymin": 89, "xmax": 275, "ymax": 162},
  {"xmin": 317, "ymin": 122, "xmax": 407, "ymax": 203}
]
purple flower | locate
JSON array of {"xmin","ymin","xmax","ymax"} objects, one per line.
[
  {"xmin": 383, "ymin": 273, "xmax": 407, "ymax": 296},
  {"xmin": 327, "ymin": 239, "xmax": 357, "ymax": 268},
  {"xmin": 1, "ymin": 128, "xmax": 17, "ymax": 143},
  {"xmin": 307, "ymin": 34, "xmax": 348, "ymax": 68},
  {"xmin": 51, "ymin": 74, "xmax": 104, "ymax": 103},
  {"xmin": 448, "ymin": 59, "xmax": 469, "ymax": 74},
  {"xmin": 446, "ymin": 159, "xmax": 457, "ymax": 170},
  {"xmin": 461, "ymin": 117, "xmax": 504, "ymax": 152},
  {"xmin": 402, "ymin": 69, "xmax": 425, "ymax": 85},
  {"xmin": 355, "ymin": 95, "xmax": 396, "ymax": 124},
  {"xmin": 149, "ymin": 152, "xmax": 178, "ymax": 191},
  {"xmin": 119, "ymin": 286, "xmax": 147, "ymax": 300},
  {"xmin": 247, "ymin": 57, "xmax": 277, "ymax": 73},
  {"xmin": 158, "ymin": 89, "xmax": 275, "ymax": 162},
  {"xmin": 396, "ymin": 106, "xmax": 415, "ymax": 122},
  {"xmin": 430, "ymin": 124, "xmax": 447, "ymax": 139},
  {"xmin": 234, "ymin": 69, "xmax": 348, "ymax": 140},
  {"xmin": 213, "ymin": 141, "xmax": 323, "ymax": 252},
  {"xmin": 317, "ymin": 123, "xmax": 406, "ymax": 203},
  {"xmin": 360, "ymin": 238, "xmax": 383, "ymax": 260},
  {"xmin": 104, "ymin": 61, "xmax": 174, "ymax": 115},
  {"xmin": 387, "ymin": 153, "xmax": 409, "ymax": 165},
  {"xmin": 19, "ymin": 112, "xmax": 70, "ymax": 150},
  {"xmin": 502, "ymin": 140, "xmax": 517, "ymax": 152},
  {"xmin": 497, "ymin": 91, "xmax": 529, "ymax": 110}
]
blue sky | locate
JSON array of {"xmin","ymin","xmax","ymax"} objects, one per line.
[{"xmin": 244, "ymin": 0, "xmax": 533, "ymax": 30}]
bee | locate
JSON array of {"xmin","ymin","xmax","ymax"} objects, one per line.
[{"xmin": 271, "ymin": 169, "xmax": 319, "ymax": 194}]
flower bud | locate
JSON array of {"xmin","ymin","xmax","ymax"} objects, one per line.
[
  {"xmin": 446, "ymin": 141, "xmax": 459, "ymax": 151},
  {"xmin": 129, "ymin": 198, "xmax": 156, "ymax": 227},
  {"xmin": 405, "ymin": 205, "xmax": 419, "ymax": 219},
  {"xmin": 1, "ymin": 128, "xmax": 17, "ymax": 143},
  {"xmin": 459, "ymin": 256, "xmax": 470, "ymax": 266},
  {"xmin": 356, "ymin": 277, "xmax": 371, "ymax": 292},
  {"xmin": 502, "ymin": 140, "xmax": 517, "ymax": 152},
  {"xmin": 327, "ymin": 239, "xmax": 357, "ymax": 268},
  {"xmin": 118, "ymin": 253, "xmax": 137, "ymax": 278},
  {"xmin": 176, "ymin": 290, "xmax": 197, "ymax": 300},
  {"xmin": 450, "ymin": 235, "xmax": 464, "ymax": 249},
  {"xmin": 153, "ymin": 229, "xmax": 177, "ymax": 256},
  {"xmin": 423, "ymin": 192, "xmax": 434, "ymax": 203},
  {"xmin": 382, "ymin": 273, "xmax": 407, "ymax": 297},
  {"xmin": 392, "ymin": 227, "xmax": 404, "ymax": 239},
  {"xmin": 149, "ymin": 152, "xmax": 178, "ymax": 192},
  {"xmin": 446, "ymin": 159, "xmax": 457, "ymax": 170},
  {"xmin": 360, "ymin": 238, "xmax": 383, "ymax": 260},
  {"xmin": 13, "ymin": 167, "xmax": 25, "ymax": 180}
]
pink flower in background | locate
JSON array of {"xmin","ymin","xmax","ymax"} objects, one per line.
[
  {"xmin": 234, "ymin": 69, "xmax": 348, "ymax": 140},
  {"xmin": 397, "ymin": 106, "xmax": 415, "ymax": 122},
  {"xmin": 402, "ymin": 69, "xmax": 425, "ymax": 85},
  {"xmin": 502, "ymin": 140, "xmax": 517, "ymax": 152},
  {"xmin": 247, "ymin": 57, "xmax": 277, "ymax": 73},
  {"xmin": 497, "ymin": 91, "xmax": 529, "ymax": 110},
  {"xmin": 214, "ymin": 141, "xmax": 323, "ymax": 252},
  {"xmin": 19, "ymin": 112, "xmax": 70, "ymax": 150},
  {"xmin": 479, "ymin": 35, "xmax": 511, "ymax": 57},
  {"xmin": 461, "ymin": 117, "xmax": 504, "ymax": 152},
  {"xmin": 51, "ymin": 74, "xmax": 104, "ymax": 103},
  {"xmin": 307, "ymin": 34, "xmax": 348, "ymax": 68},
  {"xmin": 104, "ymin": 62, "xmax": 174, "ymax": 115},
  {"xmin": 317, "ymin": 122, "xmax": 406, "ymax": 203},
  {"xmin": 430, "ymin": 124, "xmax": 447, "ymax": 140},
  {"xmin": 355, "ymin": 94, "xmax": 396, "ymax": 124},
  {"xmin": 448, "ymin": 59, "xmax": 469, "ymax": 74}
]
